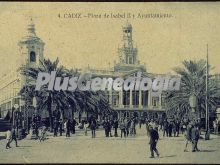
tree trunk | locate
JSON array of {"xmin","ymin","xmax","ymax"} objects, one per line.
[
  {"xmin": 48, "ymin": 93, "xmax": 53, "ymax": 132},
  {"xmin": 79, "ymin": 112, "xmax": 81, "ymax": 123},
  {"xmin": 86, "ymin": 111, "xmax": 89, "ymax": 121}
]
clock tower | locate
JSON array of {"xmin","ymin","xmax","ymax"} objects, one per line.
[{"xmin": 114, "ymin": 22, "xmax": 146, "ymax": 72}]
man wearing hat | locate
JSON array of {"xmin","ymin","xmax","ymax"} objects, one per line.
[
  {"xmin": 191, "ymin": 124, "xmax": 200, "ymax": 152},
  {"xmin": 148, "ymin": 126, "xmax": 160, "ymax": 158}
]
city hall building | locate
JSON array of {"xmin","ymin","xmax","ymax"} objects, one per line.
[{"xmin": 0, "ymin": 21, "xmax": 167, "ymax": 121}]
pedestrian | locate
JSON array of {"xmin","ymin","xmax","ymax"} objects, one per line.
[
  {"xmin": 173, "ymin": 121, "xmax": 177, "ymax": 137},
  {"xmin": 10, "ymin": 126, "xmax": 18, "ymax": 147},
  {"xmin": 32, "ymin": 114, "xmax": 39, "ymax": 139},
  {"xmin": 59, "ymin": 119, "xmax": 63, "ymax": 136},
  {"xmin": 109, "ymin": 118, "xmax": 114, "ymax": 137},
  {"xmin": 103, "ymin": 119, "xmax": 111, "ymax": 137},
  {"xmin": 163, "ymin": 119, "xmax": 169, "ymax": 137},
  {"xmin": 113, "ymin": 118, "xmax": 118, "ymax": 137},
  {"xmin": 146, "ymin": 120, "xmax": 150, "ymax": 137},
  {"xmin": 168, "ymin": 121, "xmax": 173, "ymax": 137},
  {"xmin": 5, "ymin": 129, "xmax": 12, "ymax": 149},
  {"xmin": 176, "ymin": 120, "xmax": 180, "ymax": 137},
  {"xmin": 130, "ymin": 119, "xmax": 136, "ymax": 136},
  {"xmin": 53, "ymin": 118, "xmax": 59, "ymax": 137},
  {"xmin": 159, "ymin": 118, "xmax": 163, "ymax": 131},
  {"xmin": 90, "ymin": 118, "xmax": 96, "ymax": 138},
  {"xmin": 133, "ymin": 117, "xmax": 137, "ymax": 135},
  {"xmin": 124, "ymin": 118, "xmax": 129, "ymax": 136},
  {"xmin": 154, "ymin": 120, "xmax": 159, "ymax": 132},
  {"xmin": 213, "ymin": 118, "xmax": 218, "ymax": 135},
  {"xmin": 184, "ymin": 123, "xmax": 192, "ymax": 152},
  {"xmin": 119, "ymin": 119, "xmax": 126, "ymax": 138},
  {"xmin": 72, "ymin": 118, "xmax": 77, "ymax": 134},
  {"xmin": 148, "ymin": 119, "xmax": 156, "ymax": 129},
  {"xmin": 139, "ymin": 118, "xmax": 142, "ymax": 129},
  {"xmin": 84, "ymin": 121, "xmax": 89, "ymax": 136},
  {"xmin": 64, "ymin": 119, "xmax": 71, "ymax": 137},
  {"xmin": 182, "ymin": 122, "xmax": 187, "ymax": 134},
  {"xmin": 191, "ymin": 125, "xmax": 200, "ymax": 152},
  {"xmin": 148, "ymin": 126, "xmax": 160, "ymax": 158}
]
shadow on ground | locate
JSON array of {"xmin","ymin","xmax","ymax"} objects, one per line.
[
  {"xmin": 159, "ymin": 155, "xmax": 177, "ymax": 158},
  {"xmin": 0, "ymin": 136, "xmax": 5, "ymax": 141},
  {"xmin": 200, "ymin": 149, "xmax": 217, "ymax": 152}
]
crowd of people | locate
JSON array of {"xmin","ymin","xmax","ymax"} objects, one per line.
[{"xmin": 4, "ymin": 111, "xmax": 219, "ymax": 159}]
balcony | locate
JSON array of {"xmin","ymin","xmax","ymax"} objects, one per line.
[{"xmin": 110, "ymin": 104, "xmax": 165, "ymax": 111}]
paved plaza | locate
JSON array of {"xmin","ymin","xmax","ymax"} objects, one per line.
[{"xmin": 0, "ymin": 127, "xmax": 219, "ymax": 164}]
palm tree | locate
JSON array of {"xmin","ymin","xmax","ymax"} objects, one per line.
[
  {"xmin": 20, "ymin": 58, "xmax": 69, "ymax": 130},
  {"xmin": 20, "ymin": 58, "xmax": 112, "ymax": 130},
  {"xmin": 165, "ymin": 59, "xmax": 220, "ymax": 120}
]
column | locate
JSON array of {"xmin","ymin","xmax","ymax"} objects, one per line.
[
  {"xmin": 119, "ymin": 90, "xmax": 123, "ymax": 108},
  {"xmin": 117, "ymin": 111, "xmax": 120, "ymax": 119},
  {"xmin": 148, "ymin": 90, "xmax": 152, "ymax": 108},
  {"xmin": 139, "ymin": 90, "xmax": 142, "ymax": 108},
  {"xmin": 158, "ymin": 94, "xmax": 162, "ymax": 109},
  {"xmin": 109, "ymin": 91, "xmax": 112, "ymax": 105},
  {"xmin": 129, "ymin": 90, "xmax": 133, "ymax": 108}
]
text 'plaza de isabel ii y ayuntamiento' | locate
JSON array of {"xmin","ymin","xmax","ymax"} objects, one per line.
[{"xmin": 0, "ymin": 20, "xmax": 168, "ymax": 120}]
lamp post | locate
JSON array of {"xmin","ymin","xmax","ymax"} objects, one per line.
[
  {"xmin": 13, "ymin": 103, "xmax": 19, "ymax": 138},
  {"xmin": 205, "ymin": 44, "xmax": 210, "ymax": 140}
]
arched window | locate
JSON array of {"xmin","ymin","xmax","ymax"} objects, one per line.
[{"xmin": 30, "ymin": 51, "xmax": 36, "ymax": 62}]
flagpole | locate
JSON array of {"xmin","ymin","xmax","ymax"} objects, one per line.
[{"xmin": 205, "ymin": 44, "xmax": 210, "ymax": 140}]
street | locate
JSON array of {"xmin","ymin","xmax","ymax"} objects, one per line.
[{"xmin": 0, "ymin": 126, "xmax": 219, "ymax": 164}]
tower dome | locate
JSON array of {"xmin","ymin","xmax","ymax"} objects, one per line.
[
  {"xmin": 26, "ymin": 18, "xmax": 37, "ymax": 38},
  {"xmin": 20, "ymin": 18, "xmax": 44, "ymax": 44}
]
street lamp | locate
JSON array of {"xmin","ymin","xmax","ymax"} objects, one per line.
[{"xmin": 205, "ymin": 44, "xmax": 210, "ymax": 140}]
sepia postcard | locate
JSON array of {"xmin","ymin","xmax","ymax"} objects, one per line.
[{"xmin": 0, "ymin": 2, "xmax": 220, "ymax": 164}]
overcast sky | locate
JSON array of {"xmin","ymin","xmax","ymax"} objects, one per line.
[{"xmin": 0, "ymin": 2, "xmax": 220, "ymax": 77}]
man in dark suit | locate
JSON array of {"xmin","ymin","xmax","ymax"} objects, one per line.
[
  {"xmin": 10, "ymin": 126, "xmax": 18, "ymax": 147},
  {"xmin": 113, "ymin": 118, "xmax": 118, "ymax": 137},
  {"xmin": 103, "ymin": 119, "xmax": 111, "ymax": 137},
  {"xmin": 90, "ymin": 118, "xmax": 96, "ymax": 138},
  {"xmin": 149, "ymin": 126, "xmax": 159, "ymax": 158},
  {"xmin": 191, "ymin": 125, "xmax": 200, "ymax": 152},
  {"xmin": 163, "ymin": 119, "xmax": 169, "ymax": 137}
]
